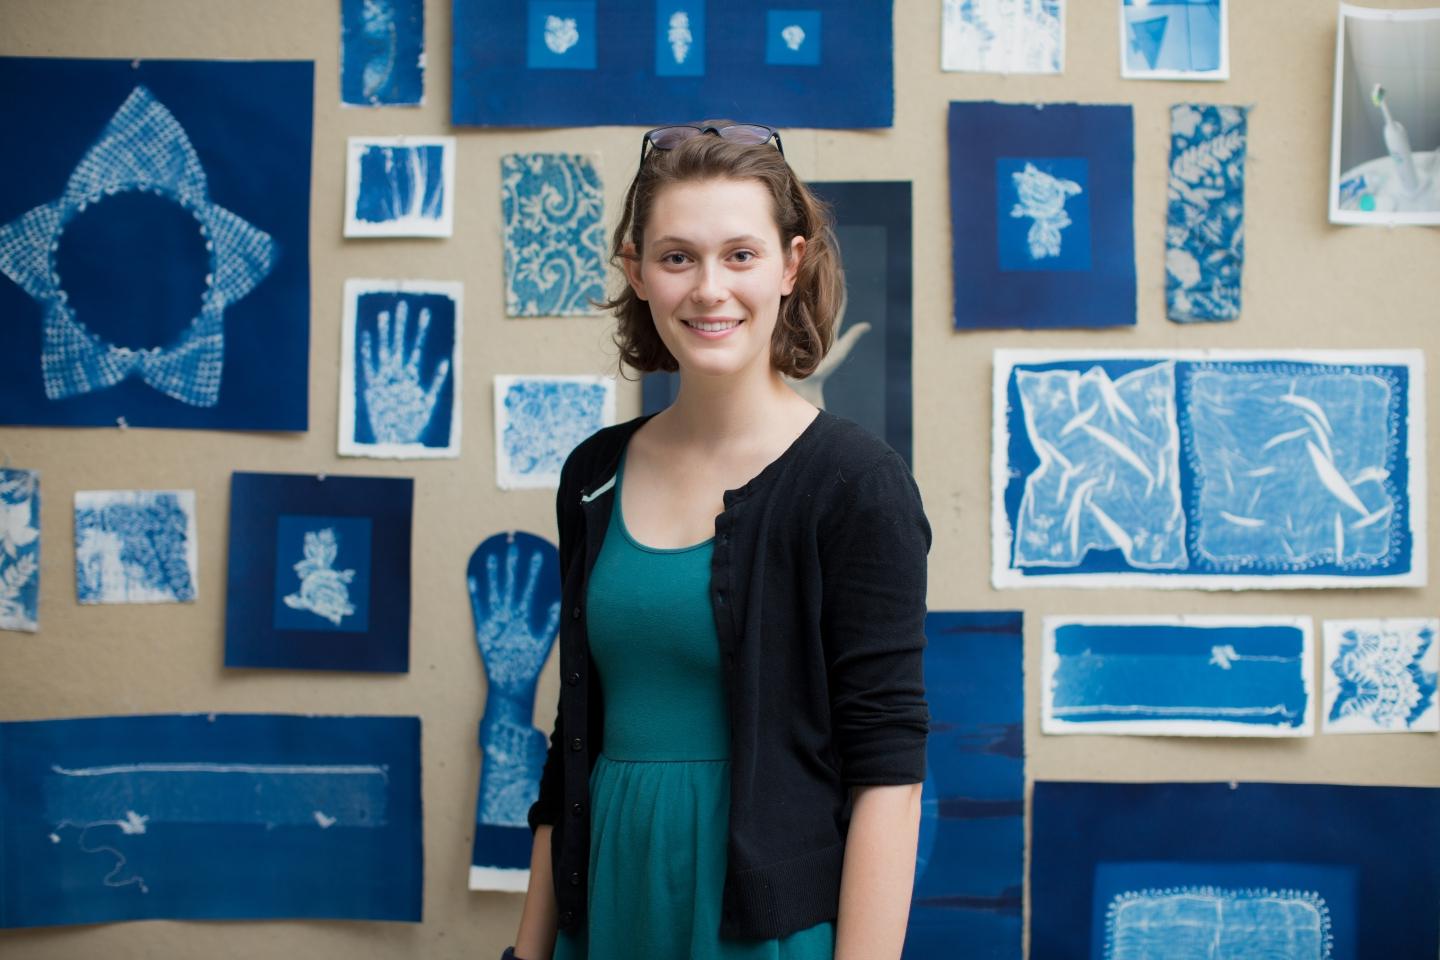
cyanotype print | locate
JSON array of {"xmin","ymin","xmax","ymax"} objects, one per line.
[
  {"xmin": 225, "ymin": 472, "xmax": 412, "ymax": 673},
  {"xmin": 340, "ymin": 279, "xmax": 462, "ymax": 459},
  {"xmin": 0, "ymin": 468, "xmax": 41, "ymax": 632},
  {"xmin": 993, "ymin": 350, "xmax": 1425, "ymax": 589},
  {"xmin": 502, "ymin": 153, "xmax": 606, "ymax": 317},
  {"xmin": 1167, "ymin": 104, "xmax": 1248, "ymax": 322},
  {"xmin": 1043, "ymin": 616, "xmax": 1313, "ymax": 736},
  {"xmin": 340, "ymin": 0, "xmax": 424, "ymax": 106},
  {"xmin": 905, "ymin": 612, "xmax": 1023, "ymax": 960},
  {"xmin": 452, "ymin": 0, "xmax": 894, "ymax": 127},
  {"xmin": 467, "ymin": 531, "xmax": 561, "ymax": 891},
  {"xmin": 0, "ymin": 713, "xmax": 422, "ymax": 927},
  {"xmin": 0, "ymin": 58, "xmax": 311, "ymax": 430},
  {"xmin": 942, "ymin": 0, "xmax": 1063, "ymax": 74},
  {"xmin": 345, "ymin": 136, "xmax": 454, "ymax": 237},
  {"xmin": 494, "ymin": 376, "xmax": 615, "ymax": 490},
  {"xmin": 950, "ymin": 102, "xmax": 1135, "ymax": 329},
  {"xmin": 74, "ymin": 490, "xmax": 197, "ymax": 605},
  {"xmin": 1324, "ymin": 619, "xmax": 1438, "ymax": 734},
  {"xmin": 1121, "ymin": 0, "xmax": 1227, "ymax": 80}
]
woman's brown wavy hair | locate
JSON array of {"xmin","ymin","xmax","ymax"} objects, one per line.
[{"xmin": 603, "ymin": 128, "xmax": 844, "ymax": 378}]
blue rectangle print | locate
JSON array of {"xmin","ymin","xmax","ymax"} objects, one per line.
[
  {"xmin": 0, "ymin": 713, "xmax": 422, "ymax": 927},
  {"xmin": 527, "ymin": 1, "xmax": 598, "ymax": 69},
  {"xmin": 340, "ymin": 0, "xmax": 425, "ymax": 105},
  {"xmin": 1167, "ymin": 104, "xmax": 1247, "ymax": 322},
  {"xmin": 996, "ymin": 157, "xmax": 1091, "ymax": 272},
  {"xmin": 350, "ymin": 289, "xmax": 457, "ymax": 450},
  {"xmin": 0, "ymin": 468, "xmax": 40, "ymax": 632},
  {"xmin": 655, "ymin": 0, "xmax": 706, "ymax": 76},
  {"xmin": 766, "ymin": 10, "xmax": 822, "ymax": 65},
  {"xmin": 502, "ymin": 154, "xmax": 606, "ymax": 317},
  {"xmin": 1123, "ymin": 0, "xmax": 1224, "ymax": 76}
]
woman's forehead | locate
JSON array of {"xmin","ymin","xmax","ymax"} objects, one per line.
[{"xmin": 645, "ymin": 178, "xmax": 779, "ymax": 241}]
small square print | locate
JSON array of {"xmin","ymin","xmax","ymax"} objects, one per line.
[
  {"xmin": 74, "ymin": 490, "xmax": 198, "ymax": 605},
  {"xmin": 344, "ymin": 136, "xmax": 456, "ymax": 238},
  {"xmin": 765, "ymin": 10, "xmax": 822, "ymax": 66},
  {"xmin": 494, "ymin": 375, "xmax": 616, "ymax": 490},
  {"xmin": 527, "ymin": 1, "xmax": 598, "ymax": 69},
  {"xmin": 655, "ymin": 0, "xmax": 706, "ymax": 77},
  {"xmin": 1323, "ymin": 618, "xmax": 1439, "ymax": 734},
  {"xmin": 995, "ymin": 157, "xmax": 1092, "ymax": 272},
  {"xmin": 272, "ymin": 515, "xmax": 373, "ymax": 633}
]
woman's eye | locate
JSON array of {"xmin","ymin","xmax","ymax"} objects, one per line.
[
  {"xmin": 731, "ymin": 250, "xmax": 756, "ymax": 263},
  {"xmin": 661, "ymin": 252, "xmax": 689, "ymax": 266}
]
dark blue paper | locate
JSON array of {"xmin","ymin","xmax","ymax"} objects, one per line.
[
  {"xmin": 949, "ymin": 102, "xmax": 1134, "ymax": 329},
  {"xmin": 452, "ymin": 1, "xmax": 893, "ymax": 128},
  {"xmin": 0, "ymin": 713, "xmax": 422, "ymax": 927},
  {"xmin": 0, "ymin": 58, "xmax": 312, "ymax": 430},
  {"xmin": 225, "ymin": 472, "xmax": 413, "ymax": 673},
  {"xmin": 340, "ymin": 0, "xmax": 424, "ymax": 106}
]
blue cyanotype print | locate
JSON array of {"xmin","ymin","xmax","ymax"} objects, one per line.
[
  {"xmin": 1045, "ymin": 618, "xmax": 1311, "ymax": 735},
  {"xmin": 1324, "ymin": 619, "xmax": 1438, "ymax": 733},
  {"xmin": 905, "ymin": 612, "xmax": 1023, "ymax": 960},
  {"xmin": 0, "ymin": 58, "xmax": 311, "ymax": 430},
  {"xmin": 225, "ymin": 472, "xmax": 412, "ymax": 673},
  {"xmin": 0, "ymin": 468, "xmax": 41, "ymax": 632},
  {"xmin": 272, "ymin": 515, "xmax": 372, "ymax": 633},
  {"xmin": 942, "ymin": 0, "xmax": 1063, "ymax": 74},
  {"xmin": 502, "ymin": 154, "xmax": 606, "ymax": 317},
  {"xmin": 340, "ymin": 0, "xmax": 424, "ymax": 106},
  {"xmin": 467, "ymin": 531, "xmax": 561, "ymax": 890},
  {"xmin": 74, "ymin": 490, "xmax": 196, "ymax": 604},
  {"xmin": 1167, "ymin": 104, "xmax": 1247, "ymax": 322},
  {"xmin": 0, "ymin": 713, "xmax": 421, "ymax": 927},
  {"xmin": 346, "ymin": 138, "xmax": 453, "ymax": 237},
  {"xmin": 495, "ymin": 377, "xmax": 614, "ymax": 489},
  {"xmin": 452, "ymin": 0, "xmax": 893, "ymax": 127},
  {"xmin": 1122, "ymin": 0, "xmax": 1225, "ymax": 78},
  {"xmin": 996, "ymin": 157, "xmax": 1091, "ymax": 271}
]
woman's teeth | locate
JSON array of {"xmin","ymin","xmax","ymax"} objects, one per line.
[{"xmin": 684, "ymin": 318, "xmax": 741, "ymax": 332}]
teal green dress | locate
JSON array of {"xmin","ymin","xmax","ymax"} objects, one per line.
[{"xmin": 553, "ymin": 453, "xmax": 835, "ymax": 960}]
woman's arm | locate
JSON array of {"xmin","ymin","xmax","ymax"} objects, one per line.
[
  {"xmin": 833, "ymin": 782, "xmax": 924, "ymax": 960},
  {"xmin": 512, "ymin": 825, "xmax": 560, "ymax": 960}
]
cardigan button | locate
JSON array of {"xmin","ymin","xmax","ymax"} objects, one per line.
[
  {"xmin": 560, "ymin": 911, "xmax": 574, "ymax": 926},
  {"xmin": 571, "ymin": 605, "xmax": 581, "ymax": 619},
  {"xmin": 569, "ymin": 871, "xmax": 581, "ymax": 886},
  {"xmin": 571, "ymin": 801, "xmax": 583, "ymax": 816},
  {"xmin": 565, "ymin": 671, "xmax": 580, "ymax": 686},
  {"xmin": 570, "ymin": 737, "xmax": 583, "ymax": 751}
]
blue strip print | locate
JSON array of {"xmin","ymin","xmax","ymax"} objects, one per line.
[{"xmin": 1166, "ymin": 104, "xmax": 1247, "ymax": 323}]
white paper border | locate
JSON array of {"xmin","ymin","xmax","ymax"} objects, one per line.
[
  {"xmin": 940, "ymin": 0, "xmax": 1068, "ymax": 75},
  {"xmin": 493, "ymin": 375, "xmax": 618, "ymax": 491},
  {"xmin": 1118, "ymin": 0, "xmax": 1229, "ymax": 81},
  {"xmin": 468, "ymin": 864, "xmax": 529, "ymax": 892},
  {"xmin": 1321, "ymin": 617, "xmax": 1440, "ymax": 733},
  {"xmin": 343, "ymin": 136, "xmax": 456, "ymax": 238}
]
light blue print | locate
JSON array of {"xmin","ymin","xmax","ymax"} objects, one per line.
[
  {"xmin": 1329, "ymin": 621, "xmax": 1437, "ymax": 731},
  {"xmin": 361, "ymin": 298, "xmax": 450, "ymax": 445},
  {"xmin": 283, "ymin": 528, "xmax": 357, "ymax": 627},
  {"xmin": 0, "ymin": 86, "xmax": 276, "ymax": 408},
  {"xmin": 942, "ymin": 0, "xmax": 1063, "ymax": 74},
  {"xmin": 501, "ymin": 153, "xmax": 606, "ymax": 316},
  {"xmin": 1011, "ymin": 163, "xmax": 1082, "ymax": 260},
  {"xmin": 655, "ymin": 0, "xmax": 705, "ymax": 77},
  {"xmin": 500, "ymin": 379, "xmax": 610, "ymax": 487},
  {"xmin": 341, "ymin": 0, "xmax": 424, "ymax": 106},
  {"xmin": 1015, "ymin": 363, "xmax": 1186, "ymax": 570},
  {"xmin": 1186, "ymin": 367, "xmax": 1398, "ymax": 572},
  {"xmin": 1167, "ymin": 105, "xmax": 1247, "ymax": 323},
  {"xmin": 765, "ymin": 10, "xmax": 822, "ymax": 66},
  {"xmin": 74, "ymin": 491, "xmax": 196, "ymax": 604},
  {"xmin": 0, "ymin": 469, "xmax": 41, "ymax": 632},
  {"xmin": 1106, "ymin": 886, "xmax": 1332, "ymax": 960},
  {"xmin": 354, "ymin": 144, "xmax": 446, "ymax": 226}
]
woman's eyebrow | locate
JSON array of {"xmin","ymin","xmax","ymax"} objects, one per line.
[{"xmin": 651, "ymin": 234, "xmax": 769, "ymax": 248}]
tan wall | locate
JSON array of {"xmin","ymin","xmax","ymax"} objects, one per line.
[{"xmin": 1, "ymin": 1, "xmax": 1437, "ymax": 957}]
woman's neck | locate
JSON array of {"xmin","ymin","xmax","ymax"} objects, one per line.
[{"xmin": 662, "ymin": 364, "xmax": 814, "ymax": 448}]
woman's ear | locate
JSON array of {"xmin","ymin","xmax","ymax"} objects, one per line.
[
  {"xmin": 621, "ymin": 242, "xmax": 648, "ymax": 301},
  {"xmin": 780, "ymin": 234, "xmax": 806, "ymax": 296}
]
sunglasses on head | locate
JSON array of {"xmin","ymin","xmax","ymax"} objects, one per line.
[{"xmin": 640, "ymin": 123, "xmax": 785, "ymax": 164}]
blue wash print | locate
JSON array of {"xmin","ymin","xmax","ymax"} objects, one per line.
[
  {"xmin": 1329, "ymin": 621, "xmax": 1437, "ymax": 731},
  {"xmin": 0, "ymin": 86, "xmax": 276, "ymax": 408},
  {"xmin": 74, "ymin": 490, "xmax": 196, "ymax": 604},
  {"xmin": 353, "ymin": 291, "xmax": 455, "ymax": 448},
  {"xmin": 1186, "ymin": 365, "xmax": 1398, "ymax": 572},
  {"xmin": 355, "ymin": 143, "xmax": 446, "ymax": 225},
  {"xmin": 526, "ymin": 1, "xmax": 597, "ymax": 69},
  {"xmin": 1050, "ymin": 622, "xmax": 1309, "ymax": 732},
  {"xmin": 1123, "ymin": 0, "xmax": 1223, "ymax": 75},
  {"xmin": 341, "ymin": 0, "xmax": 425, "ymax": 106},
  {"xmin": 502, "ymin": 153, "xmax": 606, "ymax": 316},
  {"xmin": 501, "ymin": 378, "xmax": 610, "ymax": 484},
  {"xmin": 655, "ymin": 0, "xmax": 706, "ymax": 76},
  {"xmin": 942, "ymin": 0, "xmax": 1063, "ymax": 74},
  {"xmin": 1106, "ymin": 886, "xmax": 1332, "ymax": 960},
  {"xmin": 765, "ymin": 10, "xmax": 822, "ymax": 65},
  {"xmin": 997, "ymin": 157, "xmax": 1090, "ymax": 271},
  {"xmin": 1014, "ymin": 363, "xmax": 1186, "ymax": 570},
  {"xmin": 1167, "ymin": 105, "xmax": 1247, "ymax": 322},
  {"xmin": 0, "ymin": 468, "xmax": 41, "ymax": 632},
  {"xmin": 272, "ymin": 515, "xmax": 371, "ymax": 633}
]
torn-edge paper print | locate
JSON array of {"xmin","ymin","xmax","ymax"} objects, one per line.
[
  {"xmin": 344, "ymin": 136, "xmax": 455, "ymax": 238},
  {"xmin": 494, "ymin": 375, "xmax": 616, "ymax": 490},
  {"xmin": 0, "ymin": 713, "xmax": 422, "ymax": 927},
  {"xmin": 502, "ymin": 153, "xmax": 606, "ymax": 317},
  {"xmin": 1323, "ymin": 618, "xmax": 1439, "ymax": 734},
  {"xmin": 1120, "ymin": 0, "xmax": 1228, "ymax": 80},
  {"xmin": 341, "ymin": 0, "xmax": 425, "ymax": 107},
  {"xmin": 1042, "ymin": 615, "xmax": 1314, "ymax": 736},
  {"xmin": 467, "ymin": 531, "xmax": 561, "ymax": 891},
  {"xmin": 339, "ymin": 279, "xmax": 462, "ymax": 459},
  {"xmin": 1167, "ymin": 104, "xmax": 1248, "ymax": 323},
  {"xmin": 74, "ymin": 490, "xmax": 197, "ymax": 605},
  {"xmin": 0, "ymin": 468, "xmax": 40, "ymax": 632},
  {"xmin": 942, "ymin": 0, "xmax": 1064, "ymax": 74},
  {"xmin": 993, "ymin": 349, "xmax": 1427, "ymax": 589}
]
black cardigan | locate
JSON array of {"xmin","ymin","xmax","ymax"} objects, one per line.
[{"xmin": 528, "ymin": 410, "xmax": 931, "ymax": 940}]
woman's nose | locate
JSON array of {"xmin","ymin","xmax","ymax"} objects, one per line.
[{"xmin": 690, "ymin": 261, "xmax": 726, "ymax": 303}]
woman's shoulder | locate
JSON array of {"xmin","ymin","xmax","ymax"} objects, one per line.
[
  {"xmin": 803, "ymin": 411, "xmax": 911, "ymax": 486},
  {"xmin": 559, "ymin": 414, "xmax": 652, "ymax": 494}
]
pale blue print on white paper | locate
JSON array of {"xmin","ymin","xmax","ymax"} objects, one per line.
[
  {"xmin": 1106, "ymin": 887, "xmax": 1332, "ymax": 960},
  {"xmin": 494, "ymin": 376, "xmax": 614, "ymax": 490},
  {"xmin": 283, "ymin": 528, "xmax": 357, "ymax": 627},
  {"xmin": 1186, "ymin": 367, "xmax": 1398, "ymax": 572},
  {"xmin": 1325, "ymin": 619, "xmax": 1438, "ymax": 733},
  {"xmin": 1167, "ymin": 104, "xmax": 1248, "ymax": 322},
  {"xmin": 502, "ymin": 153, "xmax": 606, "ymax": 316},
  {"xmin": 74, "ymin": 490, "xmax": 197, "ymax": 604},
  {"xmin": 345, "ymin": 138, "xmax": 454, "ymax": 238},
  {"xmin": 0, "ymin": 468, "xmax": 41, "ymax": 632},
  {"xmin": 1014, "ymin": 363, "xmax": 1186, "ymax": 570},
  {"xmin": 942, "ymin": 0, "xmax": 1063, "ymax": 74},
  {"xmin": 0, "ymin": 87, "xmax": 276, "ymax": 407}
]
